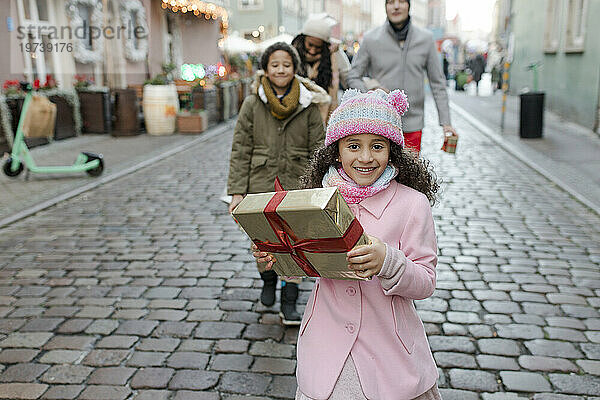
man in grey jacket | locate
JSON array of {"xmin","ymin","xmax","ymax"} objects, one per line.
[{"xmin": 347, "ymin": 0, "xmax": 457, "ymax": 152}]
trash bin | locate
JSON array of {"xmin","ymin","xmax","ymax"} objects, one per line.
[{"xmin": 519, "ymin": 92, "xmax": 544, "ymax": 138}]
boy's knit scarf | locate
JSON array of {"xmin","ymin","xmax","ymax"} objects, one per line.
[
  {"xmin": 322, "ymin": 165, "xmax": 398, "ymax": 204},
  {"xmin": 261, "ymin": 75, "xmax": 300, "ymax": 120}
]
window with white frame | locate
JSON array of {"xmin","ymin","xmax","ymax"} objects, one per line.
[
  {"xmin": 76, "ymin": 3, "xmax": 93, "ymax": 50},
  {"xmin": 239, "ymin": 0, "xmax": 263, "ymax": 10},
  {"xmin": 565, "ymin": 0, "xmax": 588, "ymax": 52},
  {"xmin": 15, "ymin": 0, "xmax": 60, "ymax": 84},
  {"xmin": 543, "ymin": 0, "xmax": 561, "ymax": 53},
  {"xmin": 65, "ymin": 0, "xmax": 105, "ymax": 64}
]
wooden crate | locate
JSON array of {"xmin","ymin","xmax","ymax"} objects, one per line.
[{"xmin": 177, "ymin": 111, "xmax": 207, "ymax": 134}]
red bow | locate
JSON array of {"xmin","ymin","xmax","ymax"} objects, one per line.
[{"xmin": 253, "ymin": 178, "xmax": 364, "ymax": 277}]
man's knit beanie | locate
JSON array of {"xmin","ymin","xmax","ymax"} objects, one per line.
[{"xmin": 325, "ymin": 89, "xmax": 409, "ymax": 147}]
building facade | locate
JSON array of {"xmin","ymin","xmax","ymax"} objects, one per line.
[
  {"xmin": 1, "ymin": 0, "xmax": 224, "ymax": 88},
  {"xmin": 509, "ymin": 0, "xmax": 599, "ymax": 132},
  {"xmin": 340, "ymin": 0, "xmax": 372, "ymax": 41},
  {"xmin": 228, "ymin": 0, "xmax": 361, "ymax": 44},
  {"xmin": 228, "ymin": 0, "xmax": 325, "ymax": 40}
]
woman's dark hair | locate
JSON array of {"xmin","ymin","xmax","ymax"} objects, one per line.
[
  {"xmin": 299, "ymin": 141, "xmax": 440, "ymax": 205},
  {"xmin": 291, "ymin": 34, "xmax": 333, "ymax": 91},
  {"xmin": 260, "ymin": 42, "xmax": 300, "ymax": 73}
]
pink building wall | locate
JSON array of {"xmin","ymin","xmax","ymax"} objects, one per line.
[
  {"xmin": 179, "ymin": 15, "xmax": 221, "ymax": 66},
  {"xmin": 0, "ymin": 0, "xmax": 222, "ymax": 87},
  {"xmin": 1, "ymin": 1, "xmax": 26, "ymax": 84}
]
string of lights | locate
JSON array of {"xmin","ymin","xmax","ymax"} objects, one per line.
[{"xmin": 161, "ymin": 0, "xmax": 229, "ymax": 32}]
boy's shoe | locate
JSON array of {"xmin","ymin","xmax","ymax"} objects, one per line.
[
  {"xmin": 260, "ymin": 270, "xmax": 277, "ymax": 307},
  {"xmin": 279, "ymin": 281, "xmax": 301, "ymax": 326}
]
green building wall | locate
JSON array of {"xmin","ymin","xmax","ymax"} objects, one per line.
[{"xmin": 509, "ymin": 0, "xmax": 600, "ymax": 130}]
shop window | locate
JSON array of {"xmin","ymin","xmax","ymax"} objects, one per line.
[
  {"xmin": 16, "ymin": 0, "xmax": 58, "ymax": 83},
  {"xmin": 119, "ymin": 0, "xmax": 149, "ymax": 62},
  {"xmin": 66, "ymin": 0, "xmax": 104, "ymax": 64},
  {"xmin": 77, "ymin": 3, "xmax": 94, "ymax": 50},
  {"xmin": 565, "ymin": 0, "xmax": 588, "ymax": 52}
]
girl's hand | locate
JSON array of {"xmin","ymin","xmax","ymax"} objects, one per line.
[
  {"xmin": 347, "ymin": 235, "xmax": 386, "ymax": 278},
  {"xmin": 251, "ymin": 244, "xmax": 276, "ymax": 270},
  {"xmin": 229, "ymin": 194, "xmax": 245, "ymax": 214}
]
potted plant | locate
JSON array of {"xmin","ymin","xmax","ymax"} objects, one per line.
[
  {"xmin": 38, "ymin": 74, "xmax": 82, "ymax": 141},
  {"xmin": 191, "ymin": 80, "xmax": 218, "ymax": 128},
  {"xmin": 74, "ymin": 75, "xmax": 111, "ymax": 134},
  {"xmin": 143, "ymin": 63, "xmax": 179, "ymax": 135},
  {"xmin": 0, "ymin": 80, "xmax": 23, "ymax": 153},
  {"xmin": 177, "ymin": 105, "xmax": 207, "ymax": 134},
  {"xmin": 1, "ymin": 75, "xmax": 81, "ymax": 146}
]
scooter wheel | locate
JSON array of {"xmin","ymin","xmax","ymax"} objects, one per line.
[
  {"xmin": 3, "ymin": 158, "xmax": 24, "ymax": 177},
  {"xmin": 86, "ymin": 157, "xmax": 104, "ymax": 177}
]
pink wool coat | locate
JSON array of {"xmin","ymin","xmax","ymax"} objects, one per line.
[{"xmin": 296, "ymin": 180, "xmax": 439, "ymax": 400}]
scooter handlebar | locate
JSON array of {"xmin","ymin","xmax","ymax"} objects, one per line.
[{"xmin": 19, "ymin": 82, "xmax": 32, "ymax": 92}]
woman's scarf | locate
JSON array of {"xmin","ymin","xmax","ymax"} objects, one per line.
[
  {"xmin": 322, "ymin": 165, "xmax": 398, "ymax": 204},
  {"xmin": 389, "ymin": 16, "xmax": 411, "ymax": 42},
  {"xmin": 261, "ymin": 75, "xmax": 300, "ymax": 120}
]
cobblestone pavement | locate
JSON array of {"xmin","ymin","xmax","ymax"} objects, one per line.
[
  {"xmin": 0, "ymin": 132, "xmax": 208, "ymax": 219},
  {"xmin": 0, "ymin": 99, "xmax": 599, "ymax": 399},
  {"xmin": 448, "ymin": 90, "xmax": 600, "ymax": 213}
]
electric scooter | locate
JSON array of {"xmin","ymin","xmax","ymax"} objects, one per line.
[{"xmin": 3, "ymin": 82, "xmax": 104, "ymax": 178}]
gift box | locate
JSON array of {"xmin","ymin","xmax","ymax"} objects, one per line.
[
  {"xmin": 441, "ymin": 133, "xmax": 458, "ymax": 153},
  {"xmin": 232, "ymin": 185, "xmax": 370, "ymax": 280}
]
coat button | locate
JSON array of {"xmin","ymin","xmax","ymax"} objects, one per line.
[
  {"xmin": 346, "ymin": 287, "xmax": 356, "ymax": 296},
  {"xmin": 345, "ymin": 323, "xmax": 355, "ymax": 334}
]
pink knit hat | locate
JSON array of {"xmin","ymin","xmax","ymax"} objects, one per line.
[{"xmin": 325, "ymin": 89, "xmax": 409, "ymax": 147}]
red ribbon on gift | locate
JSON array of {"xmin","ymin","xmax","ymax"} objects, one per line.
[{"xmin": 253, "ymin": 178, "xmax": 364, "ymax": 277}]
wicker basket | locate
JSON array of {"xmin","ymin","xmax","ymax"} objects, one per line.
[{"xmin": 177, "ymin": 111, "xmax": 207, "ymax": 134}]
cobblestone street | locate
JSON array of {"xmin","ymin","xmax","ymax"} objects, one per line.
[{"xmin": 0, "ymin": 100, "xmax": 599, "ymax": 399}]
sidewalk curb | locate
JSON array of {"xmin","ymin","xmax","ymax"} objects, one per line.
[
  {"xmin": 0, "ymin": 121, "xmax": 234, "ymax": 229},
  {"xmin": 450, "ymin": 101, "xmax": 600, "ymax": 216}
]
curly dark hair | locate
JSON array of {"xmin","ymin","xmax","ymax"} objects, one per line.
[
  {"xmin": 260, "ymin": 42, "xmax": 301, "ymax": 73},
  {"xmin": 299, "ymin": 141, "xmax": 441, "ymax": 205},
  {"xmin": 291, "ymin": 34, "xmax": 332, "ymax": 91}
]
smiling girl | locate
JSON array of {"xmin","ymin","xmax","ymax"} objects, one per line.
[{"xmin": 254, "ymin": 89, "xmax": 442, "ymax": 399}]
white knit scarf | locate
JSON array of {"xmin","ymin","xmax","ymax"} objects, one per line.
[{"xmin": 322, "ymin": 165, "xmax": 398, "ymax": 204}]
